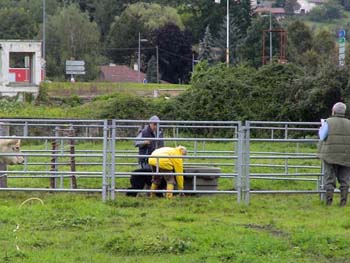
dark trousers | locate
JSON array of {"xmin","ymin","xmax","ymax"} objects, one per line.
[{"xmin": 324, "ymin": 161, "xmax": 350, "ymax": 191}]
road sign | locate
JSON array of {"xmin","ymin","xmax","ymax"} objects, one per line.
[
  {"xmin": 338, "ymin": 30, "xmax": 346, "ymax": 67},
  {"xmin": 339, "ymin": 29, "xmax": 346, "ymax": 38},
  {"xmin": 65, "ymin": 60, "xmax": 85, "ymax": 75},
  {"xmin": 66, "ymin": 65, "xmax": 85, "ymax": 71},
  {"xmin": 66, "ymin": 60, "xmax": 85, "ymax": 66},
  {"xmin": 66, "ymin": 71, "xmax": 86, "ymax": 75}
]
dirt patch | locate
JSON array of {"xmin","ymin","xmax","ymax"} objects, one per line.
[{"xmin": 241, "ymin": 223, "xmax": 288, "ymax": 237}]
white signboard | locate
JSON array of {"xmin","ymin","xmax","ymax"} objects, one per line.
[
  {"xmin": 65, "ymin": 60, "xmax": 85, "ymax": 75},
  {"xmin": 66, "ymin": 71, "xmax": 86, "ymax": 75},
  {"xmin": 66, "ymin": 60, "xmax": 85, "ymax": 66}
]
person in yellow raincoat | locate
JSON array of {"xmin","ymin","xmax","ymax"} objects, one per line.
[{"xmin": 148, "ymin": 146, "xmax": 187, "ymax": 199}]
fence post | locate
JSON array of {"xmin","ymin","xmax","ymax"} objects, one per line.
[
  {"xmin": 50, "ymin": 127, "xmax": 59, "ymax": 188},
  {"xmin": 319, "ymin": 161, "xmax": 325, "ymax": 201},
  {"xmin": 0, "ymin": 123, "xmax": 9, "ymax": 188},
  {"xmin": 69, "ymin": 125, "xmax": 77, "ymax": 189},
  {"xmin": 102, "ymin": 120, "xmax": 109, "ymax": 202},
  {"xmin": 242, "ymin": 121, "xmax": 251, "ymax": 205},
  {"xmin": 110, "ymin": 120, "xmax": 116, "ymax": 200},
  {"xmin": 236, "ymin": 123, "xmax": 244, "ymax": 203}
]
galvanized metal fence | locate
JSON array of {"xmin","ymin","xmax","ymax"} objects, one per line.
[
  {"xmin": 0, "ymin": 119, "xmax": 322, "ymax": 203},
  {"xmin": 0, "ymin": 119, "xmax": 109, "ymax": 200},
  {"xmin": 241, "ymin": 121, "xmax": 322, "ymax": 204},
  {"xmin": 108, "ymin": 119, "xmax": 241, "ymax": 201}
]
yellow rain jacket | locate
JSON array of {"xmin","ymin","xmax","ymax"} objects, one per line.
[{"xmin": 148, "ymin": 147, "xmax": 184, "ymax": 190}]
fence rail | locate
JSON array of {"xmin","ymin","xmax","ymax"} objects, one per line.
[{"xmin": 0, "ymin": 119, "xmax": 322, "ymax": 204}]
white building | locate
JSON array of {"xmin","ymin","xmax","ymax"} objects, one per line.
[{"xmin": 0, "ymin": 40, "xmax": 42, "ymax": 97}]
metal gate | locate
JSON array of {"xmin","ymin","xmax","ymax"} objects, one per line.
[{"xmin": 0, "ymin": 118, "xmax": 322, "ymax": 204}]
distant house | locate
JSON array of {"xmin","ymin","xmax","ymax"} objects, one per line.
[
  {"xmin": 255, "ymin": 7, "xmax": 286, "ymax": 19},
  {"xmin": 307, "ymin": 0, "xmax": 324, "ymax": 5},
  {"xmin": 295, "ymin": 0, "xmax": 319, "ymax": 14},
  {"xmin": 99, "ymin": 64, "xmax": 146, "ymax": 83}
]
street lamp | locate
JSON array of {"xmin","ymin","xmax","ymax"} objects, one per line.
[
  {"xmin": 42, "ymin": 0, "xmax": 46, "ymax": 79},
  {"xmin": 215, "ymin": 0, "xmax": 229, "ymax": 67},
  {"xmin": 262, "ymin": 11, "xmax": 272, "ymax": 63},
  {"xmin": 138, "ymin": 32, "xmax": 148, "ymax": 83},
  {"xmin": 268, "ymin": 11, "xmax": 272, "ymax": 62}
]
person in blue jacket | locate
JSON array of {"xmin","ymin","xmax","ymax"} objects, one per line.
[
  {"xmin": 127, "ymin": 115, "xmax": 164, "ymax": 196},
  {"xmin": 135, "ymin": 115, "xmax": 164, "ymax": 169}
]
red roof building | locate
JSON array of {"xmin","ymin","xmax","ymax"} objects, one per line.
[
  {"xmin": 255, "ymin": 7, "xmax": 286, "ymax": 15},
  {"xmin": 99, "ymin": 64, "xmax": 146, "ymax": 83}
]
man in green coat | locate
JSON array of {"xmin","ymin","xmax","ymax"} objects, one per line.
[{"xmin": 318, "ymin": 102, "xmax": 350, "ymax": 206}]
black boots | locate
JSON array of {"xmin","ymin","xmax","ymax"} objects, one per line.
[
  {"xmin": 326, "ymin": 190, "xmax": 334, "ymax": 206},
  {"xmin": 325, "ymin": 189, "xmax": 348, "ymax": 207},
  {"xmin": 340, "ymin": 188, "xmax": 348, "ymax": 207}
]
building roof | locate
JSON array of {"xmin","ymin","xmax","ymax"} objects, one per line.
[
  {"xmin": 308, "ymin": 0, "xmax": 324, "ymax": 4},
  {"xmin": 100, "ymin": 65, "xmax": 146, "ymax": 83},
  {"xmin": 255, "ymin": 7, "xmax": 286, "ymax": 14}
]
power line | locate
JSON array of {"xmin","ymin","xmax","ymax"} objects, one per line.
[
  {"xmin": 104, "ymin": 47, "xmax": 156, "ymax": 51},
  {"xmin": 158, "ymin": 47, "xmax": 193, "ymax": 62},
  {"xmin": 104, "ymin": 46, "xmax": 194, "ymax": 61}
]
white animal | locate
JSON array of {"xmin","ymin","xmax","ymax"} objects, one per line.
[{"xmin": 0, "ymin": 139, "xmax": 24, "ymax": 165}]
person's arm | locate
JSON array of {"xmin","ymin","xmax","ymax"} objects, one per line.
[
  {"xmin": 135, "ymin": 130, "xmax": 151, "ymax": 148},
  {"xmin": 173, "ymin": 159, "xmax": 184, "ymax": 190},
  {"xmin": 318, "ymin": 119, "xmax": 329, "ymax": 141}
]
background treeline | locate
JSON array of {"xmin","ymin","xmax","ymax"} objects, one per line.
[
  {"xmin": 5, "ymin": 60, "xmax": 350, "ymax": 123},
  {"xmin": 89, "ymin": 61, "xmax": 350, "ymax": 122},
  {"xmin": 2, "ymin": 0, "xmax": 350, "ymax": 84},
  {"xmin": 1, "ymin": 0, "xmax": 350, "ymax": 122}
]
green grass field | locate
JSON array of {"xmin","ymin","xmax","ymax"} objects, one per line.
[
  {"xmin": 42, "ymin": 81, "xmax": 189, "ymax": 99},
  {"xmin": 1, "ymin": 193, "xmax": 349, "ymax": 263},
  {"xmin": 1, "ymin": 140, "xmax": 345, "ymax": 263}
]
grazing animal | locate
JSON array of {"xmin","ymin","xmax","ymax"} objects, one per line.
[
  {"xmin": 0, "ymin": 139, "xmax": 24, "ymax": 165},
  {"xmin": 126, "ymin": 168, "xmax": 166, "ymax": 197}
]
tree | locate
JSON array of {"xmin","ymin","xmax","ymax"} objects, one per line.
[
  {"xmin": 0, "ymin": 7, "xmax": 37, "ymax": 39},
  {"xmin": 45, "ymin": 4, "xmax": 105, "ymax": 80},
  {"xmin": 146, "ymin": 55, "xmax": 158, "ymax": 83},
  {"xmin": 307, "ymin": 1, "xmax": 344, "ymax": 21},
  {"xmin": 298, "ymin": 49, "xmax": 321, "ymax": 73},
  {"xmin": 153, "ymin": 23, "xmax": 193, "ymax": 84},
  {"xmin": 239, "ymin": 16, "xmax": 281, "ymax": 68},
  {"xmin": 88, "ymin": 0, "xmax": 131, "ymax": 40},
  {"xmin": 106, "ymin": 3, "xmax": 183, "ymax": 65},
  {"xmin": 175, "ymin": 0, "xmax": 252, "ymax": 43},
  {"xmin": 198, "ymin": 26, "xmax": 215, "ymax": 64},
  {"xmin": 284, "ymin": 0, "xmax": 301, "ymax": 13},
  {"xmin": 339, "ymin": 0, "xmax": 350, "ymax": 10},
  {"xmin": 313, "ymin": 29, "xmax": 336, "ymax": 57},
  {"xmin": 287, "ymin": 20, "xmax": 313, "ymax": 54},
  {"xmin": 215, "ymin": 15, "xmax": 242, "ymax": 64},
  {"xmin": 18, "ymin": 0, "xmax": 60, "ymax": 23}
]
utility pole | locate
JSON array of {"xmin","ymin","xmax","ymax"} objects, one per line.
[
  {"xmin": 269, "ymin": 11, "xmax": 272, "ymax": 62},
  {"xmin": 138, "ymin": 32, "xmax": 141, "ymax": 83},
  {"xmin": 214, "ymin": 0, "xmax": 230, "ymax": 67},
  {"xmin": 42, "ymin": 0, "xmax": 46, "ymax": 79},
  {"xmin": 226, "ymin": 0, "xmax": 229, "ymax": 67},
  {"xmin": 156, "ymin": 45, "xmax": 159, "ymax": 83},
  {"xmin": 138, "ymin": 32, "xmax": 148, "ymax": 83}
]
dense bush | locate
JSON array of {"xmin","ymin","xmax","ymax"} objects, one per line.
[
  {"xmin": 162, "ymin": 62, "xmax": 256, "ymax": 121},
  {"xmin": 89, "ymin": 93, "xmax": 164, "ymax": 120},
  {"xmin": 162, "ymin": 61, "xmax": 350, "ymax": 122}
]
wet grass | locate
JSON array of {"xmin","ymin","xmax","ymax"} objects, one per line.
[
  {"xmin": 0, "ymin": 140, "xmax": 339, "ymax": 262},
  {"xmin": 0, "ymin": 193, "xmax": 350, "ymax": 262}
]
